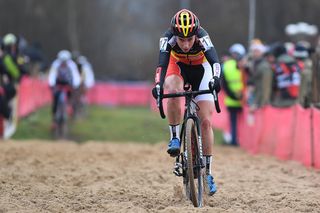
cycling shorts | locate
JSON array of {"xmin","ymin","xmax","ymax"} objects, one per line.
[{"xmin": 165, "ymin": 54, "xmax": 214, "ymax": 102}]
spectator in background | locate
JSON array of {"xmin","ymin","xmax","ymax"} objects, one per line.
[
  {"xmin": 221, "ymin": 43, "xmax": 246, "ymax": 146},
  {"xmin": 294, "ymin": 42, "xmax": 313, "ymax": 107},
  {"xmin": 314, "ymin": 36, "xmax": 320, "ymax": 106},
  {"xmin": 24, "ymin": 42, "xmax": 48, "ymax": 75},
  {"xmin": 48, "ymin": 50, "xmax": 81, "ymax": 127},
  {"xmin": 270, "ymin": 43, "xmax": 302, "ymax": 107},
  {"xmin": 247, "ymin": 40, "xmax": 273, "ymax": 110},
  {"xmin": 0, "ymin": 33, "xmax": 21, "ymax": 124}
]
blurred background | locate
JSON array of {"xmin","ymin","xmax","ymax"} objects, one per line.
[{"xmin": 0, "ymin": 0, "xmax": 319, "ymax": 80}]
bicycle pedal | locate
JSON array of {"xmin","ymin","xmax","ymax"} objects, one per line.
[
  {"xmin": 173, "ymin": 163, "xmax": 183, "ymax": 177},
  {"xmin": 174, "ymin": 162, "xmax": 182, "ymax": 169},
  {"xmin": 173, "ymin": 169, "xmax": 183, "ymax": 177}
]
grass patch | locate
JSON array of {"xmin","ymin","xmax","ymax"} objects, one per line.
[
  {"xmin": 69, "ymin": 105, "xmax": 168, "ymax": 143},
  {"xmin": 13, "ymin": 105, "xmax": 223, "ymax": 144}
]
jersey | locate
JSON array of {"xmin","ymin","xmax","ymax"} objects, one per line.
[
  {"xmin": 56, "ymin": 62, "xmax": 73, "ymax": 86},
  {"xmin": 273, "ymin": 61, "xmax": 302, "ymax": 99},
  {"xmin": 48, "ymin": 59, "xmax": 81, "ymax": 89},
  {"xmin": 157, "ymin": 27, "xmax": 220, "ymax": 85}
]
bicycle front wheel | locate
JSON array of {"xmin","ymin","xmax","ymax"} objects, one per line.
[{"xmin": 185, "ymin": 118, "xmax": 203, "ymax": 207}]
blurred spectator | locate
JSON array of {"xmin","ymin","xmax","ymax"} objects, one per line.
[
  {"xmin": 247, "ymin": 40, "xmax": 273, "ymax": 110},
  {"xmin": 0, "ymin": 33, "xmax": 21, "ymax": 122},
  {"xmin": 312, "ymin": 36, "xmax": 320, "ymax": 106},
  {"xmin": 23, "ymin": 42, "xmax": 48, "ymax": 75},
  {"xmin": 221, "ymin": 43, "xmax": 246, "ymax": 146},
  {"xmin": 293, "ymin": 42, "xmax": 313, "ymax": 107},
  {"xmin": 270, "ymin": 43, "xmax": 302, "ymax": 107}
]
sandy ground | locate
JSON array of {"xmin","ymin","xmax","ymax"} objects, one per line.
[{"xmin": 0, "ymin": 140, "xmax": 319, "ymax": 213}]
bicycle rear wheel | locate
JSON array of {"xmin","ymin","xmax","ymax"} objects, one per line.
[
  {"xmin": 54, "ymin": 92, "xmax": 68, "ymax": 139},
  {"xmin": 185, "ymin": 118, "xmax": 203, "ymax": 207}
]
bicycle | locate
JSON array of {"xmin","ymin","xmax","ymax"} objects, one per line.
[
  {"xmin": 155, "ymin": 82, "xmax": 220, "ymax": 207},
  {"xmin": 53, "ymin": 85, "xmax": 72, "ymax": 139}
]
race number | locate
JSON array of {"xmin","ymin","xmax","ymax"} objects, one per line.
[
  {"xmin": 213, "ymin": 63, "xmax": 221, "ymax": 78},
  {"xmin": 199, "ymin": 35, "xmax": 213, "ymax": 51},
  {"xmin": 159, "ymin": 37, "xmax": 168, "ymax": 52}
]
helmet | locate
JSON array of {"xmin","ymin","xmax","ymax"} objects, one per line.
[
  {"xmin": 57, "ymin": 50, "xmax": 71, "ymax": 61},
  {"xmin": 77, "ymin": 55, "xmax": 88, "ymax": 65},
  {"xmin": 3, "ymin": 33, "xmax": 17, "ymax": 46},
  {"xmin": 171, "ymin": 9, "xmax": 200, "ymax": 38},
  {"xmin": 229, "ymin": 43, "xmax": 246, "ymax": 58}
]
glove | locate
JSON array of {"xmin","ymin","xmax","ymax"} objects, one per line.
[
  {"xmin": 208, "ymin": 76, "xmax": 221, "ymax": 93},
  {"xmin": 152, "ymin": 83, "xmax": 162, "ymax": 99},
  {"xmin": 152, "ymin": 67, "xmax": 163, "ymax": 99}
]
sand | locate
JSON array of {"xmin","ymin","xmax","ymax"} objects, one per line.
[{"xmin": 0, "ymin": 140, "xmax": 319, "ymax": 212}]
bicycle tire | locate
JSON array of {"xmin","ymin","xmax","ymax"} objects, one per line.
[
  {"xmin": 185, "ymin": 118, "xmax": 203, "ymax": 207},
  {"xmin": 54, "ymin": 92, "xmax": 68, "ymax": 139}
]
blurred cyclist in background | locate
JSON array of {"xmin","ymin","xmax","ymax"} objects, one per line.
[
  {"xmin": 152, "ymin": 9, "xmax": 221, "ymax": 195},
  {"xmin": 48, "ymin": 50, "xmax": 81, "ymax": 127},
  {"xmin": 72, "ymin": 55, "xmax": 95, "ymax": 118}
]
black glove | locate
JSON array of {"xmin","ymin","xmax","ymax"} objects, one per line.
[
  {"xmin": 208, "ymin": 76, "xmax": 221, "ymax": 93},
  {"xmin": 152, "ymin": 84, "xmax": 162, "ymax": 99}
]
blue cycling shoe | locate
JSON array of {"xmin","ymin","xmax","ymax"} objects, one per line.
[
  {"xmin": 206, "ymin": 174, "xmax": 217, "ymax": 196},
  {"xmin": 167, "ymin": 138, "xmax": 181, "ymax": 157}
]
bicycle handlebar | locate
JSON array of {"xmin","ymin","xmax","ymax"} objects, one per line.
[{"xmin": 156, "ymin": 88, "xmax": 221, "ymax": 119}]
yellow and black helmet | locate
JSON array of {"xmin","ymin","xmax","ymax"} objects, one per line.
[{"xmin": 171, "ymin": 9, "xmax": 200, "ymax": 38}]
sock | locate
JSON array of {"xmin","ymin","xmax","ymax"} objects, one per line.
[
  {"xmin": 204, "ymin": 155, "xmax": 212, "ymax": 175},
  {"xmin": 169, "ymin": 124, "xmax": 180, "ymax": 140}
]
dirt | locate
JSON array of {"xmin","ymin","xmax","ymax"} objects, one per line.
[{"xmin": 0, "ymin": 140, "xmax": 319, "ymax": 213}]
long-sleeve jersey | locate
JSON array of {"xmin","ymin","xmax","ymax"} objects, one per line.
[
  {"xmin": 157, "ymin": 27, "xmax": 220, "ymax": 84},
  {"xmin": 48, "ymin": 59, "xmax": 81, "ymax": 89}
]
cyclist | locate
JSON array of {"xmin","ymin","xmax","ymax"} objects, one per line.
[
  {"xmin": 48, "ymin": 50, "xmax": 81, "ymax": 127},
  {"xmin": 72, "ymin": 55, "xmax": 95, "ymax": 117},
  {"xmin": 152, "ymin": 9, "xmax": 221, "ymax": 195}
]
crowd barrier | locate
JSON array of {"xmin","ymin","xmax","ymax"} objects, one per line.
[
  {"xmin": 86, "ymin": 82, "xmax": 151, "ymax": 106},
  {"xmin": 237, "ymin": 105, "xmax": 320, "ymax": 169},
  {"xmin": 16, "ymin": 78, "xmax": 152, "ymax": 119},
  {"xmin": 18, "ymin": 76, "xmax": 52, "ymax": 118}
]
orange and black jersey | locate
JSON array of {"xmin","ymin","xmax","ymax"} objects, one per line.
[{"xmin": 158, "ymin": 27, "xmax": 219, "ymax": 83}]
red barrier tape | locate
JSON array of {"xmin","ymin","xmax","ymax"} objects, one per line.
[
  {"xmin": 18, "ymin": 76, "xmax": 52, "ymax": 117},
  {"xmin": 212, "ymin": 92, "xmax": 229, "ymax": 132},
  {"xmin": 238, "ymin": 107, "xmax": 261, "ymax": 153},
  {"xmin": 312, "ymin": 107, "xmax": 320, "ymax": 169},
  {"xmin": 86, "ymin": 82, "xmax": 151, "ymax": 106},
  {"xmin": 270, "ymin": 107, "xmax": 295, "ymax": 160},
  {"xmin": 256, "ymin": 106, "xmax": 277, "ymax": 155},
  {"xmin": 292, "ymin": 105, "xmax": 312, "ymax": 167}
]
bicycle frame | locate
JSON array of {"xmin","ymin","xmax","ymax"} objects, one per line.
[
  {"xmin": 53, "ymin": 85, "xmax": 71, "ymax": 139},
  {"xmin": 157, "ymin": 88, "xmax": 220, "ymax": 207}
]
